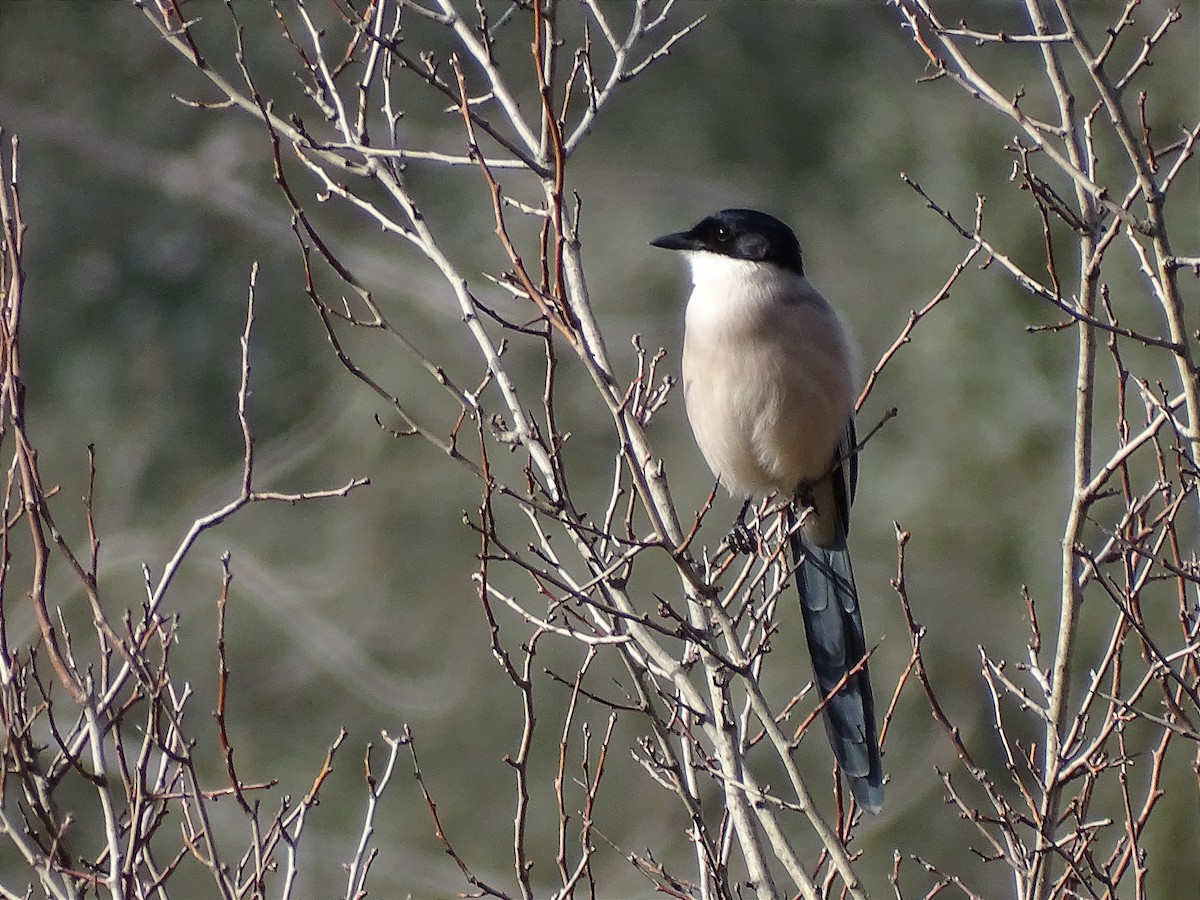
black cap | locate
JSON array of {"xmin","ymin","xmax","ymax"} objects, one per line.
[{"xmin": 650, "ymin": 208, "xmax": 804, "ymax": 276}]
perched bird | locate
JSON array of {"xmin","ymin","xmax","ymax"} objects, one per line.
[{"xmin": 651, "ymin": 208, "xmax": 884, "ymax": 812}]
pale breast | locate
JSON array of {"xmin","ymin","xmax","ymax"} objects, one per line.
[{"xmin": 682, "ymin": 268, "xmax": 855, "ymax": 498}]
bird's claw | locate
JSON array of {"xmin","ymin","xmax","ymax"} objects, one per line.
[{"xmin": 724, "ymin": 521, "xmax": 756, "ymax": 555}]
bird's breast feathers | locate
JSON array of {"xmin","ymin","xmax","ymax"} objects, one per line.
[{"xmin": 681, "ymin": 258, "xmax": 856, "ymax": 496}]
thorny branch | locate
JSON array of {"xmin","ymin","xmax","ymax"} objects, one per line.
[
  {"xmin": 893, "ymin": 2, "xmax": 1199, "ymax": 899},
  {"xmin": 3, "ymin": 1, "xmax": 1195, "ymax": 898},
  {"xmin": 133, "ymin": 1, "xmax": 886, "ymax": 897},
  {"xmin": 1, "ymin": 123, "xmax": 369, "ymax": 898}
]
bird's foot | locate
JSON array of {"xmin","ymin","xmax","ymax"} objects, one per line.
[
  {"xmin": 794, "ymin": 481, "xmax": 815, "ymax": 510},
  {"xmin": 721, "ymin": 498, "xmax": 757, "ymax": 555},
  {"xmin": 724, "ymin": 521, "xmax": 756, "ymax": 555}
]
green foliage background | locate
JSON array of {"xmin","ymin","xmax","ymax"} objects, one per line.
[{"xmin": 0, "ymin": 1, "xmax": 1196, "ymax": 896}]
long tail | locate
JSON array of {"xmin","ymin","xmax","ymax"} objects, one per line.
[{"xmin": 789, "ymin": 528, "xmax": 884, "ymax": 813}]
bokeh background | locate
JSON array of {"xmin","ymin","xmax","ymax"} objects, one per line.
[{"xmin": 1, "ymin": 1, "xmax": 1197, "ymax": 896}]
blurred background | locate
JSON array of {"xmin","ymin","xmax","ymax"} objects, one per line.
[{"xmin": 1, "ymin": 1, "xmax": 1196, "ymax": 896}]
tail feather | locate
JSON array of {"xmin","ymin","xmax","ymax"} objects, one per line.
[{"xmin": 790, "ymin": 529, "xmax": 884, "ymax": 813}]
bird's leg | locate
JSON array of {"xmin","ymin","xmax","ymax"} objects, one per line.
[
  {"xmin": 722, "ymin": 497, "xmax": 756, "ymax": 555},
  {"xmin": 793, "ymin": 481, "xmax": 817, "ymax": 527},
  {"xmin": 795, "ymin": 481, "xmax": 814, "ymax": 509}
]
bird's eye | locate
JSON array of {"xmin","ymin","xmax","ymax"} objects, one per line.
[{"xmin": 714, "ymin": 226, "xmax": 731, "ymax": 242}]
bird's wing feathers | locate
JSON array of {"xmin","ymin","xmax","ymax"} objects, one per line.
[{"xmin": 842, "ymin": 418, "xmax": 858, "ymax": 513}]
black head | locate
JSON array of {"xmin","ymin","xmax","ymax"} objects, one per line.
[{"xmin": 650, "ymin": 208, "xmax": 804, "ymax": 276}]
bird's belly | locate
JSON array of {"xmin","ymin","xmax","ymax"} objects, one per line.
[{"xmin": 683, "ymin": 338, "xmax": 846, "ymax": 498}]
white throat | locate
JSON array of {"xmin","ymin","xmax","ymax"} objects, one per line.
[
  {"xmin": 682, "ymin": 251, "xmax": 808, "ymax": 325},
  {"xmin": 683, "ymin": 250, "xmax": 780, "ymax": 288}
]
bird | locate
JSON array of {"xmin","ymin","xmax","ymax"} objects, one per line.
[{"xmin": 651, "ymin": 208, "xmax": 884, "ymax": 813}]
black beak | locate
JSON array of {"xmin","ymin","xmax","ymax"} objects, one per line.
[{"xmin": 650, "ymin": 230, "xmax": 697, "ymax": 251}]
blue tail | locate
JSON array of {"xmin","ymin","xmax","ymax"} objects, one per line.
[{"xmin": 789, "ymin": 529, "xmax": 884, "ymax": 813}]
